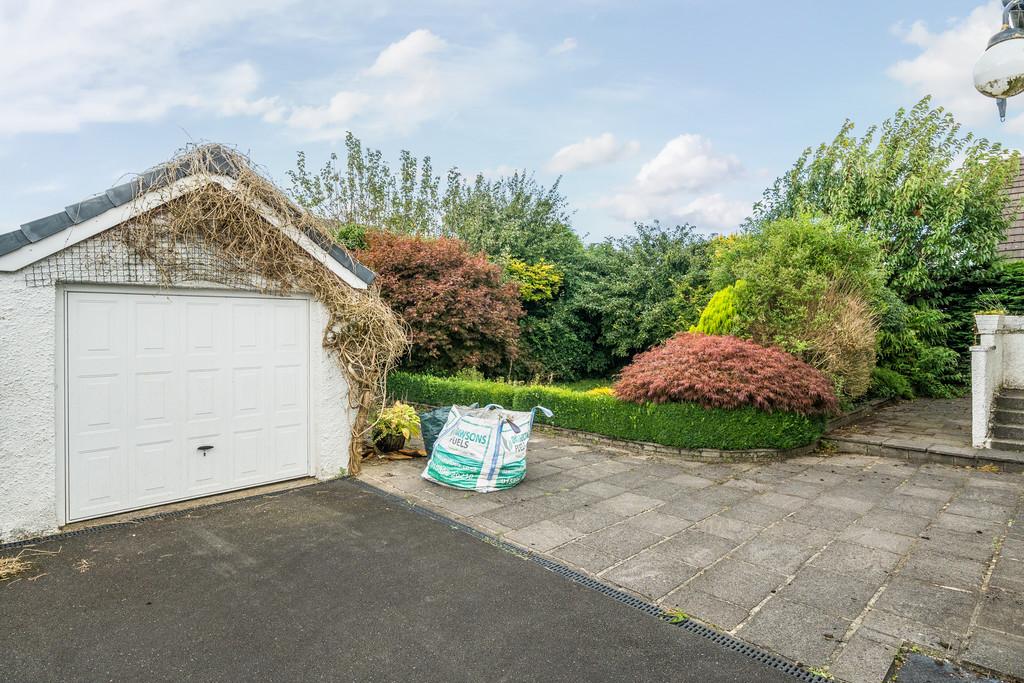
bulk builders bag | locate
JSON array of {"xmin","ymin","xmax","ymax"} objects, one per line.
[{"xmin": 422, "ymin": 404, "xmax": 553, "ymax": 492}]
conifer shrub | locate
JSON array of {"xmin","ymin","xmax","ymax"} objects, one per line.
[{"xmin": 691, "ymin": 280, "xmax": 746, "ymax": 335}]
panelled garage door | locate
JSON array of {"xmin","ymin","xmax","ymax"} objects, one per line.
[{"xmin": 65, "ymin": 289, "xmax": 310, "ymax": 522}]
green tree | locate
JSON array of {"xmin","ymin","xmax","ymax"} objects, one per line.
[
  {"xmin": 706, "ymin": 214, "xmax": 886, "ymax": 398},
  {"xmin": 580, "ymin": 222, "xmax": 712, "ymax": 361},
  {"xmin": 288, "ymin": 133, "xmax": 583, "ymax": 267},
  {"xmin": 750, "ymin": 97, "xmax": 1020, "ymax": 300},
  {"xmin": 288, "ymin": 133, "xmax": 441, "ymax": 235},
  {"xmin": 441, "ymin": 170, "xmax": 584, "ymax": 265}
]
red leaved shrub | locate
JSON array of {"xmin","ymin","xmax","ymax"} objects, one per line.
[
  {"xmin": 613, "ymin": 332, "xmax": 838, "ymax": 416},
  {"xmin": 356, "ymin": 231, "xmax": 523, "ymax": 375}
]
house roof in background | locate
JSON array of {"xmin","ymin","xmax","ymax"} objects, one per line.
[
  {"xmin": 0, "ymin": 145, "xmax": 375, "ymax": 285},
  {"xmin": 999, "ymin": 157, "xmax": 1024, "ymax": 262}
]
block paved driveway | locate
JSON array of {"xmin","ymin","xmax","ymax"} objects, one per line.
[{"xmin": 364, "ymin": 432, "xmax": 1024, "ymax": 683}]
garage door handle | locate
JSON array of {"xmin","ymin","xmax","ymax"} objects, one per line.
[{"xmin": 197, "ymin": 445, "xmax": 214, "ymax": 454}]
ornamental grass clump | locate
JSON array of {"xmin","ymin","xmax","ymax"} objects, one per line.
[{"xmin": 613, "ymin": 332, "xmax": 838, "ymax": 416}]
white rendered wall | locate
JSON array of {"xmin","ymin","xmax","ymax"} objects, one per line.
[
  {"xmin": 971, "ymin": 314, "xmax": 1024, "ymax": 448},
  {"xmin": 0, "ymin": 230, "xmax": 355, "ymax": 542},
  {"xmin": 0, "ymin": 270, "xmax": 61, "ymax": 541}
]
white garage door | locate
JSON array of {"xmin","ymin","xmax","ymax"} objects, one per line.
[{"xmin": 65, "ymin": 289, "xmax": 310, "ymax": 522}]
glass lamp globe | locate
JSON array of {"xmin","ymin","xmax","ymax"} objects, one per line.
[{"xmin": 974, "ymin": 27, "xmax": 1024, "ymax": 98}]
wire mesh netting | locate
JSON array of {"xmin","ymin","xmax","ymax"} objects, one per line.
[{"xmin": 24, "ymin": 227, "xmax": 279, "ymax": 293}]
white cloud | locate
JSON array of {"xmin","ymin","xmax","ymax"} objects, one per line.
[
  {"xmin": 478, "ymin": 164, "xmax": 519, "ymax": 179},
  {"xmin": 672, "ymin": 194, "xmax": 750, "ymax": 230},
  {"xmin": 598, "ymin": 134, "xmax": 748, "ymax": 231},
  {"xmin": 366, "ymin": 29, "xmax": 447, "ymax": 76},
  {"xmin": 286, "ymin": 31, "xmax": 536, "ymax": 139},
  {"xmin": 887, "ymin": 2, "xmax": 1003, "ymax": 124},
  {"xmin": 550, "ymin": 37, "xmax": 577, "ymax": 55},
  {"xmin": 0, "ymin": 7, "xmax": 533, "ymax": 140},
  {"xmin": 286, "ymin": 91, "xmax": 371, "ymax": 133},
  {"xmin": 546, "ymin": 132, "xmax": 639, "ymax": 173},
  {"xmin": 634, "ymin": 134, "xmax": 741, "ymax": 193},
  {"xmin": 0, "ymin": 0, "xmax": 292, "ymax": 135}
]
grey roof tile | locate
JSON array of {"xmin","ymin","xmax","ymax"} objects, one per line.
[
  {"xmin": 0, "ymin": 229, "xmax": 30, "ymax": 257},
  {"xmin": 66, "ymin": 194, "xmax": 116, "ymax": 224},
  {"xmin": 20, "ymin": 211, "xmax": 74, "ymax": 242},
  {"xmin": 302, "ymin": 227, "xmax": 375, "ymax": 284},
  {"xmin": 105, "ymin": 182, "xmax": 137, "ymax": 207},
  {"xmin": 1000, "ymin": 157, "xmax": 1024, "ymax": 261}
]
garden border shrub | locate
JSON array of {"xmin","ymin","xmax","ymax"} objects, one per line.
[{"xmin": 388, "ymin": 372, "xmax": 826, "ymax": 451}]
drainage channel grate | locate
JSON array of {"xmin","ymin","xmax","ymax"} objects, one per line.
[{"xmin": 348, "ymin": 478, "xmax": 829, "ymax": 683}]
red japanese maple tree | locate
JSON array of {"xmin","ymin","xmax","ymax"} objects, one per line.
[
  {"xmin": 614, "ymin": 332, "xmax": 838, "ymax": 416},
  {"xmin": 357, "ymin": 231, "xmax": 523, "ymax": 375}
]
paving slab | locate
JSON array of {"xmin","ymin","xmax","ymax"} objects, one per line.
[
  {"xmin": 506, "ymin": 520, "xmax": 582, "ymax": 552},
  {"xmin": 899, "ymin": 549, "xmax": 989, "ymax": 591},
  {"xmin": 731, "ymin": 535, "xmax": 818, "ymax": 575},
  {"xmin": 550, "ymin": 540, "xmax": 618, "ymax": 573},
  {"xmin": 974, "ymin": 587, "xmax": 1024, "ymax": 634},
  {"xmin": 830, "ymin": 631, "xmax": 899, "ymax": 683},
  {"xmin": 777, "ymin": 565, "xmax": 879, "ymax": 620},
  {"xmin": 686, "ymin": 559, "xmax": 786, "ymax": 610},
  {"xmin": 601, "ymin": 546, "xmax": 699, "ymax": 599},
  {"xmin": 738, "ymin": 598, "xmax": 849, "ymax": 668},
  {"xmin": 838, "ymin": 525, "xmax": 918, "ymax": 554},
  {"xmin": 810, "ymin": 540, "xmax": 902, "ymax": 582},
  {"xmin": 658, "ymin": 529, "xmax": 740, "ymax": 568},
  {"xmin": 578, "ymin": 523, "xmax": 663, "ymax": 559},
  {"xmin": 871, "ymin": 578, "xmax": 977, "ymax": 634},
  {"xmin": 964, "ymin": 628, "xmax": 1024, "ymax": 680},
  {"xmin": 661, "ymin": 587, "xmax": 751, "ymax": 631},
  {"xmin": 691, "ymin": 514, "xmax": 762, "ymax": 542},
  {"xmin": 623, "ymin": 510, "xmax": 693, "ymax": 537}
]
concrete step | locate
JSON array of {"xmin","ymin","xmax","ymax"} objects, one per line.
[
  {"xmin": 991, "ymin": 423, "xmax": 1024, "ymax": 440},
  {"xmin": 999, "ymin": 388, "xmax": 1024, "ymax": 399},
  {"xmin": 993, "ymin": 408, "xmax": 1024, "ymax": 426},
  {"xmin": 822, "ymin": 434, "xmax": 1024, "ymax": 471},
  {"xmin": 989, "ymin": 437, "xmax": 1024, "ymax": 452},
  {"xmin": 994, "ymin": 395, "xmax": 1024, "ymax": 411}
]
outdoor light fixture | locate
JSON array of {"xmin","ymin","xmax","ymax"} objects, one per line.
[{"xmin": 974, "ymin": 0, "xmax": 1024, "ymax": 120}]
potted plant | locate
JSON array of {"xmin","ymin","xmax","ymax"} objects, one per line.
[
  {"xmin": 372, "ymin": 401, "xmax": 421, "ymax": 453},
  {"xmin": 975, "ymin": 309, "xmax": 1006, "ymax": 336}
]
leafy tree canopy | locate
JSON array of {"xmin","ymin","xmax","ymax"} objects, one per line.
[
  {"xmin": 577, "ymin": 222, "xmax": 712, "ymax": 360},
  {"xmin": 750, "ymin": 97, "xmax": 1020, "ymax": 299},
  {"xmin": 288, "ymin": 131, "xmax": 583, "ymax": 266}
]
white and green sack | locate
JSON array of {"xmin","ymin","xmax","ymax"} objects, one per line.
[{"xmin": 422, "ymin": 404, "xmax": 553, "ymax": 492}]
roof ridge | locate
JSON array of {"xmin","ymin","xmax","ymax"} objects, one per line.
[{"xmin": 0, "ymin": 146, "xmax": 374, "ymax": 285}]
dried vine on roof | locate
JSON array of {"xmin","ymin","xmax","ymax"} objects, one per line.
[{"xmin": 122, "ymin": 144, "xmax": 408, "ymax": 474}]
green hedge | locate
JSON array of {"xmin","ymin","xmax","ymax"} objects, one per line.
[{"xmin": 388, "ymin": 372, "xmax": 826, "ymax": 451}]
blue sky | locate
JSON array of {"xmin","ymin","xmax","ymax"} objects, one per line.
[{"xmin": 0, "ymin": 0, "xmax": 1019, "ymax": 241}]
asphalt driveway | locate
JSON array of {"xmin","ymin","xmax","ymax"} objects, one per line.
[{"xmin": 1, "ymin": 479, "xmax": 799, "ymax": 682}]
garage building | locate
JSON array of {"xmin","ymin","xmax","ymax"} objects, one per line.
[{"xmin": 0, "ymin": 146, "xmax": 392, "ymax": 541}]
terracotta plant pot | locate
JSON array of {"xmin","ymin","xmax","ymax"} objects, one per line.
[{"xmin": 374, "ymin": 433, "xmax": 406, "ymax": 453}]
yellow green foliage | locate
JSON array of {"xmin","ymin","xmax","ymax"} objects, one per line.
[
  {"xmin": 691, "ymin": 280, "xmax": 747, "ymax": 335},
  {"xmin": 373, "ymin": 401, "xmax": 422, "ymax": 440},
  {"xmin": 583, "ymin": 386, "xmax": 615, "ymax": 397},
  {"xmin": 505, "ymin": 258, "xmax": 563, "ymax": 302}
]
